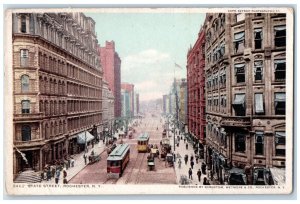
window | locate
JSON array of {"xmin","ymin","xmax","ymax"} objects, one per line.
[
  {"xmin": 255, "ymin": 13, "xmax": 262, "ymax": 17},
  {"xmin": 21, "ymin": 75, "xmax": 29, "ymax": 92},
  {"xmin": 274, "ymin": 25, "xmax": 286, "ymax": 47},
  {"xmin": 254, "ymin": 61, "xmax": 263, "ymax": 81},
  {"xmin": 275, "ymin": 131, "xmax": 285, "ymax": 156},
  {"xmin": 21, "ymin": 15, "xmax": 26, "ymax": 33},
  {"xmin": 255, "ymin": 131, "xmax": 264, "ymax": 155},
  {"xmin": 274, "ymin": 59, "xmax": 286, "ymax": 81},
  {"xmin": 254, "ymin": 28, "xmax": 263, "ymax": 49},
  {"xmin": 235, "ymin": 63, "xmax": 245, "ymax": 83},
  {"xmin": 255, "ymin": 93, "xmax": 264, "ymax": 114},
  {"xmin": 21, "ymin": 100, "xmax": 30, "ymax": 114},
  {"xmin": 236, "ymin": 13, "xmax": 245, "ymax": 22},
  {"xmin": 20, "ymin": 49, "xmax": 29, "ymax": 67},
  {"xmin": 235, "ymin": 133, "xmax": 246, "ymax": 153},
  {"xmin": 275, "ymin": 93, "xmax": 286, "ymax": 115},
  {"xmin": 232, "ymin": 94, "xmax": 246, "ymax": 116},
  {"xmin": 21, "ymin": 125, "xmax": 31, "ymax": 141},
  {"xmin": 234, "ymin": 32, "xmax": 245, "ymax": 53},
  {"xmin": 220, "ymin": 42, "xmax": 225, "ymax": 57}
]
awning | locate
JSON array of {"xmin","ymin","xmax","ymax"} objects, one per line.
[
  {"xmin": 275, "ymin": 131, "xmax": 286, "ymax": 137},
  {"xmin": 255, "ymin": 93, "xmax": 264, "ymax": 113},
  {"xmin": 233, "ymin": 32, "xmax": 245, "ymax": 42},
  {"xmin": 233, "ymin": 94, "xmax": 245, "ymax": 106},
  {"xmin": 77, "ymin": 131, "xmax": 95, "ymax": 144},
  {"xmin": 274, "ymin": 25, "xmax": 286, "ymax": 31}
]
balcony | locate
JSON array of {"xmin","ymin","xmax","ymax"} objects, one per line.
[
  {"xmin": 14, "ymin": 139, "xmax": 46, "ymax": 148},
  {"xmin": 220, "ymin": 116, "xmax": 251, "ymax": 127},
  {"xmin": 14, "ymin": 113, "xmax": 44, "ymax": 121}
]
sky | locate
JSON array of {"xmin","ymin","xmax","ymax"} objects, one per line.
[{"xmin": 86, "ymin": 12, "xmax": 205, "ymax": 101}]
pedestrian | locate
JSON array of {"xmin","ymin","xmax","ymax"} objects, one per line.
[
  {"xmin": 63, "ymin": 169, "xmax": 68, "ymax": 184},
  {"xmin": 178, "ymin": 159, "xmax": 182, "ymax": 169},
  {"xmin": 184, "ymin": 138, "xmax": 186, "ymax": 143},
  {"xmin": 173, "ymin": 153, "xmax": 176, "ymax": 162},
  {"xmin": 190, "ymin": 155, "xmax": 194, "ymax": 162},
  {"xmin": 190, "ymin": 160, "xmax": 194, "ymax": 169},
  {"xmin": 83, "ymin": 154, "xmax": 87, "ymax": 165},
  {"xmin": 55, "ymin": 168, "xmax": 60, "ymax": 184},
  {"xmin": 195, "ymin": 155, "xmax": 199, "ymax": 164},
  {"xmin": 188, "ymin": 168, "xmax": 193, "ymax": 180},
  {"xmin": 71, "ymin": 157, "xmax": 75, "ymax": 167},
  {"xmin": 184, "ymin": 154, "xmax": 188, "ymax": 165},
  {"xmin": 197, "ymin": 169, "xmax": 202, "ymax": 182},
  {"xmin": 201, "ymin": 162, "xmax": 206, "ymax": 175},
  {"xmin": 47, "ymin": 168, "xmax": 52, "ymax": 181},
  {"xmin": 186, "ymin": 143, "xmax": 188, "ymax": 150},
  {"xmin": 51, "ymin": 166, "xmax": 55, "ymax": 178},
  {"xmin": 203, "ymin": 177, "xmax": 210, "ymax": 185}
]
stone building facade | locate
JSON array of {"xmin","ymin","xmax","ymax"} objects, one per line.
[
  {"xmin": 179, "ymin": 79, "xmax": 188, "ymax": 133},
  {"xmin": 99, "ymin": 41, "xmax": 121, "ymax": 117},
  {"xmin": 187, "ymin": 28, "xmax": 206, "ymax": 144},
  {"xmin": 204, "ymin": 13, "xmax": 286, "ymax": 184},
  {"xmin": 12, "ymin": 12, "xmax": 103, "ymax": 179},
  {"xmin": 102, "ymin": 80, "xmax": 115, "ymax": 136}
]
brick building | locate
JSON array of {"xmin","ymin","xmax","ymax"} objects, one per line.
[
  {"xmin": 204, "ymin": 13, "xmax": 286, "ymax": 184},
  {"xmin": 12, "ymin": 12, "xmax": 103, "ymax": 179},
  {"xmin": 99, "ymin": 41, "xmax": 121, "ymax": 117},
  {"xmin": 187, "ymin": 27, "xmax": 206, "ymax": 146}
]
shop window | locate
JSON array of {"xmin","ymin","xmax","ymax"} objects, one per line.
[
  {"xmin": 21, "ymin": 100, "xmax": 30, "ymax": 114},
  {"xmin": 234, "ymin": 32, "xmax": 245, "ymax": 53},
  {"xmin": 21, "ymin": 75, "xmax": 29, "ymax": 92},
  {"xmin": 255, "ymin": 93, "xmax": 264, "ymax": 115},
  {"xmin": 236, "ymin": 13, "xmax": 245, "ymax": 22},
  {"xmin": 255, "ymin": 131, "xmax": 264, "ymax": 155},
  {"xmin": 274, "ymin": 59, "xmax": 286, "ymax": 81},
  {"xmin": 21, "ymin": 125, "xmax": 31, "ymax": 141},
  {"xmin": 235, "ymin": 133, "xmax": 246, "ymax": 153},
  {"xmin": 274, "ymin": 25, "xmax": 286, "ymax": 47},
  {"xmin": 235, "ymin": 63, "xmax": 245, "ymax": 83},
  {"xmin": 232, "ymin": 94, "xmax": 246, "ymax": 116},
  {"xmin": 274, "ymin": 93, "xmax": 286, "ymax": 115},
  {"xmin": 275, "ymin": 131, "xmax": 285, "ymax": 156},
  {"xmin": 20, "ymin": 49, "xmax": 29, "ymax": 67},
  {"xmin": 254, "ymin": 61, "xmax": 263, "ymax": 81},
  {"xmin": 21, "ymin": 15, "xmax": 27, "ymax": 33},
  {"xmin": 254, "ymin": 28, "xmax": 263, "ymax": 49}
]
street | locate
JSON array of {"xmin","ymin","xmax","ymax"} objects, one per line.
[{"xmin": 69, "ymin": 114, "xmax": 177, "ymax": 184}]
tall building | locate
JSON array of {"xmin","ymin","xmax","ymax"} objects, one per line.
[
  {"xmin": 121, "ymin": 83, "xmax": 135, "ymax": 117},
  {"xmin": 162, "ymin": 94, "xmax": 168, "ymax": 115},
  {"xmin": 12, "ymin": 13, "xmax": 103, "ymax": 179},
  {"xmin": 134, "ymin": 93, "xmax": 140, "ymax": 116},
  {"xmin": 179, "ymin": 79, "xmax": 188, "ymax": 133},
  {"xmin": 187, "ymin": 27, "xmax": 206, "ymax": 147},
  {"xmin": 204, "ymin": 13, "xmax": 286, "ymax": 184},
  {"xmin": 121, "ymin": 89, "xmax": 130, "ymax": 117},
  {"xmin": 99, "ymin": 41, "xmax": 121, "ymax": 117},
  {"xmin": 102, "ymin": 80, "xmax": 109, "ymax": 132}
]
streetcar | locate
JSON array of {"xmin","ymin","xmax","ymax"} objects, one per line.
[
  {"xmin": 137, "ymin": 133, "xmax": 150, "ymax": 153},
  {"xmin": 107, "ymin": 143, "xmax": 130, "ymax": 178}
]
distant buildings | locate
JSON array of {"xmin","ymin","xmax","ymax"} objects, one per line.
[
  {"xmin": 203, "ymin": 13, "xmax": 286, "ymax": 184},
  {"xmin": 102, "ymin": 80, "xmax": 115, "ymax": 134},
  {"xmin": 12, "ymin": 13, "xmax": 102, "ymax": 178},
  {"xmin": 99, "ymin": 41, "xmax": 121, "ymax": 117},
  {"xmin": 187, "ymin": 27, "xmax": 206, "ymax": 146},
  {"xmin": 121, "ymin": 83, "xmax": 135, "ymax": 117},
  {"xmin": 179, "ymin": 79, "xmax": 188, "ymax": 133}
]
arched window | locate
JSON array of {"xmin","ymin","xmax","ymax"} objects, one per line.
[
  {"xmin": 21, "ymin": 75, "xmax": 29, "ymax": 92},
  {"xmin": 20, "ymin": 49, "xmax": 29, "ymax": 67},
  {"xmin": 21, "ymin": 125, "xmax": 31, "ymax": 141},
  {"xmin": 21, "ymin": 100, "xmax": 30, "ymax": 114}
]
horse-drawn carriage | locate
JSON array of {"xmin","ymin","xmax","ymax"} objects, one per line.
[
  {"xmin": 147, "ymin": 153, "xmax": 155, "ymax": 171},
  {"xmin": 160, "ymin": 138, "xmax": 171, "ymax": 159},
  {"xmin": 88, "ymin": 151, "xmax": 101, "ymax": 164}
]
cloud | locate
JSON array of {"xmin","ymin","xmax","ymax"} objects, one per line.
[{"xmin": 121, "ymin": 49, "xmax": 185, "ymax": 101}]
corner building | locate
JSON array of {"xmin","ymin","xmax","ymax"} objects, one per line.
[
  {"xmin": 12, "ymin": 13, "xmax": 103, "ymax": 179},
  {"xmin": 204, "ymin": 13, "xmax": 286, "ymax": 184}
]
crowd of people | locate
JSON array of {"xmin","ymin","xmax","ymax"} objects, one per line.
[{"xmin": 40, "ymin": 156, "xmax": 74, "ymax": 184}]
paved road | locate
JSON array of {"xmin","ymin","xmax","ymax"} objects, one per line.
[{"xmin": 69, "ymin": 115, "xmax": 177, "ymax": 184}]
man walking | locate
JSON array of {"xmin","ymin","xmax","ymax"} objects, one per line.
[
  {"xmin": 55, "ymin": 168, "xmax": 60, "ymax": 184},
  {"xmin": 186, "ymin": 143, "xmax": 188, "ymax": 150},
  {"xmin": 188, "ymin": 168, "xmax": 193, "ymax": 180},
  {"xmin": 197, "ymin": 169, "xmax": 202, "ymax": 182},
  {"xmin": 178, "ymin": 158, "xmax": 182, "ymax": 169},
  {"xmin": 190, "ymin": 160, "xmax": 195, "ymax": 169},
  {"xmin": 83, "ymin": 154, "xmax": 87, "ymax": 165},
  {"xmin": 184, "ymin": 154, "xmax": 188, "ymax": 165}
]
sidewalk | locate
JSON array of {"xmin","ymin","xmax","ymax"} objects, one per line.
[
  {"xmin": 41, "ymin": 141, "xmax": 106, "ymax": 184},
  {"xmin": 169, "ymin": 126, "xmax": 209, "ymax": 185}
]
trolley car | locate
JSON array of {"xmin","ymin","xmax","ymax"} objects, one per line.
[
  {"xmin": 137, "ymin": 133, "xmax": 150, "ymax": 153},
  {"xmin": 107, "ymin": 143, "xmax": 130, "ymax": 178}
]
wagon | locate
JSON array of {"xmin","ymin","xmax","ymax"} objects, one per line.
[{"xmin": 88, "ymin": 153, "xmax": 101, "ymax": 164}]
